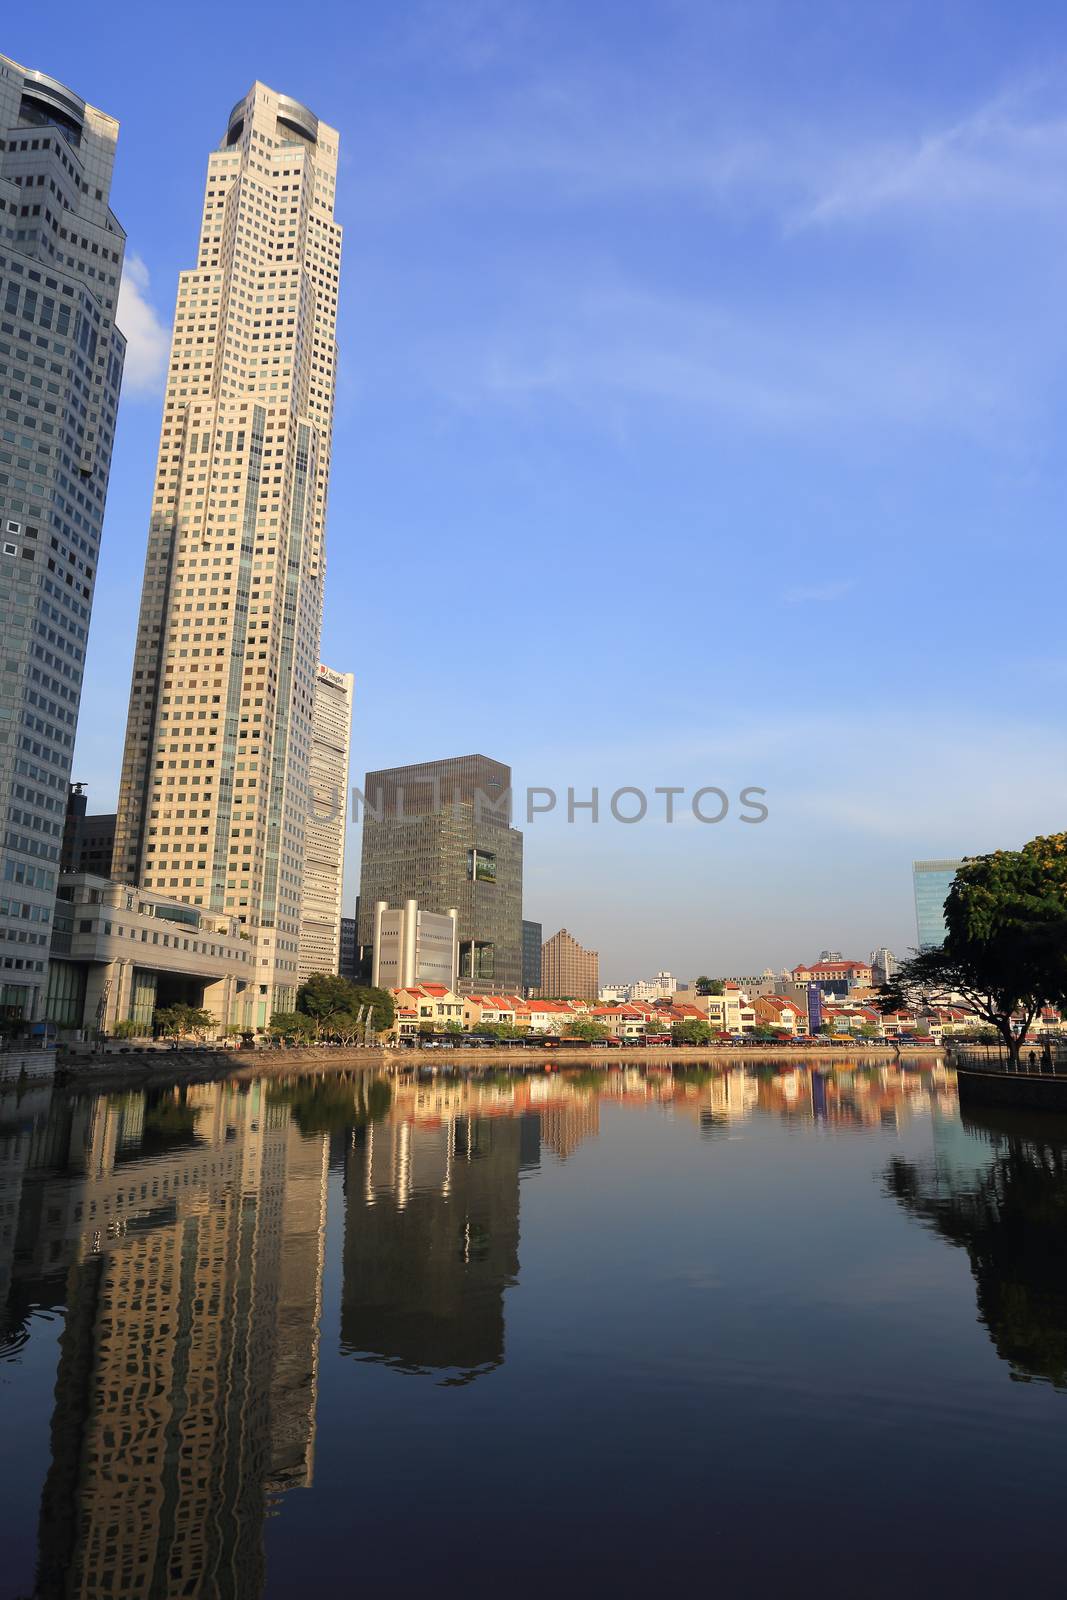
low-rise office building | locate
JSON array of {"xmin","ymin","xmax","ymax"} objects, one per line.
[
  {"xmin": 372, "ymin": 899, "xmax": 459, "ymax": 992},
  {"xmin": 46, "ymin": 874, "xmax": 253, "ymax": 1034}
]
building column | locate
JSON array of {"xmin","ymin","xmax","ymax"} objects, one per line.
[
  {"xmin": 371, "ymin": 900, "xmax": 387, "ymax": 989},
  {"xmin": 401, "ymin": 898, "xmax": 417, "ymax": 990}
]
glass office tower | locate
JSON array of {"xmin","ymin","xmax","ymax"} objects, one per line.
[
  {"xmin": 913, "ymin": 859, "xmax": 963, "ymax": 948},
  {"xmin": 0, "ymin": 54, "xmax": 126, "ymax": 1021}
]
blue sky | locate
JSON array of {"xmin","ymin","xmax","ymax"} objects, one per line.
[{"xmin": 8, "ymin": 0, "xmax": 1067, "ymax": 979}]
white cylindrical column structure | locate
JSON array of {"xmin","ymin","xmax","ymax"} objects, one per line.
[
  {"xmin": 401, "ymin": 897, "xmax": 418, "ymax": 989},
  {"xmin": 447, "ymin": 908, "xmax": 459, "ymax": 992},
  {"xmin": 372, "ymin": 899, "xmax": 387, "ymax": 988}
]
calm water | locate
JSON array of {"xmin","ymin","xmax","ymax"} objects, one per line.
[{"xmin": 3, "ymin": 1059, "xmax": 1067, "ymax": 1598}]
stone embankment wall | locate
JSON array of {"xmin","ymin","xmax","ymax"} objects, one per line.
[{"xmin": 0, "ymin": 1049, "xmax": 57, "ymax": 1085}]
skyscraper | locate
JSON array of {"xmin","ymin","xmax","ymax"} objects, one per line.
[
  {"xmin": 913, "ymin": 859, "xmax": 963, "ymax": 949},
  {"xmin": 338, "ymin": 914, "xmax": 358, "ymax": 979},
  {"xmin": 297, "ymin": 662, "xmax": 353, "ymax": 983},
  {"xmin": 540, "ymin": 927, "xmax": 599, "ymax": 1000},
  {"xmin": 357, "ymin": 755, "xmax": 523, "ymax": 993},
  {"xmin": 112, "ymin": 81, "xmax": 342, "ymax": 1027},
  {"xmin": 0, "ymin": 55, "xmax": 126, "ymax": 1022},
  {"xmin": 521, "ymin": 918, "xmax": 542, "ymax": 996}
]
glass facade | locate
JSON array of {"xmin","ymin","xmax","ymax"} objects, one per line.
[
  {"xmin": 43, "ymin": 957, "xmax": 84, "ymax": 1025},
  {"xmin": 0, "ymin": 54, "xmax": 126, "ymax": 1020},
  {"xmin": 358, "ymin": 756, "xmax": 523, "ymax": 993},
  {"xmin": 521, "ymin": 919, "xmax": 542, "ymax": 995},
  {"xmin": 913, "ymin": 859, "xmax": 963, "ymax": 949}
]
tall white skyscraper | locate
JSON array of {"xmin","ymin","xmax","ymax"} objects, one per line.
[
  {"xmin": 113, "ymin": 81, "xmax": 342, "ymax": 1026},
  {"xmin": 298, "ymin": 662, "xmax": 353, "ymax": 983},
  {"xmin": 0, "ymin": 55, "xmax": 126, "ymax": 1022}
]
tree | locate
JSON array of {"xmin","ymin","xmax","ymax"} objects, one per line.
[
  {"xmin": 297, "ymin": 972, "xmax": 357, "ymax": 1032},
  {"xmin": 564, "ymin": 1017, "xmax": 610, "ymax": 1042},
  {"xmin": 671, "ymin": 1018, "xmax": 713, "ymax": 1046},
  {"xmin": 348, "ymin": 984, "xmax": 394, "ymax": 1035},
  {"xmin": 154, "ymin": 1003, "xmax": 215, "ymax": 1040},
  {"xmin": 445, "ymin": 1020, "xmax": 464, "ymax": 1036},
  {"xmin": 269, "ymin": 1010, "xmax": 316, "ymax": 1043},
  {"xmin": 296, "ymin": 974, "xmax": 394, "ymax": 1038},
  {"xmin": 858, "ymin": 1022, "xmax": 882, "ymax": 1040},
  {"xmin": 880, "ymin": 836, "xmax": 1067, "ymax": 1066},
  {"xmin": 331, "ymin": 1011, "xmax": 364, "ymax": 1047},
  {"xmin": 694, "ymin": 976, "xmax": 724, "ymax": 995}
]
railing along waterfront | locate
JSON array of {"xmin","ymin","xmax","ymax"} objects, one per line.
[{"xmin": 949, "ymin": 1044, "xmax": 1067, "ymax": 1077}]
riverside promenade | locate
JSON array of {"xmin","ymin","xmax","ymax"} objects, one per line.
[{"xmin": 951, "ymin": 1044, "xmax": 1067, "ymax": 1111}]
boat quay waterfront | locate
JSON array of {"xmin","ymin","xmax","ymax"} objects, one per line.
[{"xmin": 2, "ymin": 1040, "xmax": 950, "ymax": 1095}]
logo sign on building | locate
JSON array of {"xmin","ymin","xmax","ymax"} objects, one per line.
[{"xmin": 806, "ymin": 982, "xmax": 823, "ymax": 1034}]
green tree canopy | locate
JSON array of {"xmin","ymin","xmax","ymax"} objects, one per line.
[
  {"xmin": 297, "ymin": 972, "xmax": 357, "ymax": 1027},
  {"xmin": 296, "ymin": 974, "xmax": 395, "ymax": 1036},
  {"xmin": 154, "ymin": 1003, "xmax": 215, "ymax": 1039},
  {"xmin": 671, "ymin": 1018, "xmax": 714, "ymax": 1046},
  {"xmin": 269, "ymin": 1010, "xmax": 316, "ymax": 1042},
  {"xmin": 564, "ymin": 1017, "xmax": 610, "ymax": 1042},
  {"xmin": 880, "ymin": 835, "xmax": 1067, "ymax": 1064},
  {"xmin": 694, "ymin": 977, "xmax": 724, "ymax": 995}
]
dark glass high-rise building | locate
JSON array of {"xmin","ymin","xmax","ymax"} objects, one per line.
[
  {"xmin": 522, "ymin": 918, "xmax": 542, "ymax": 996},
  {"xmin": 357, "ymin": 754, "xmax": 522, "ymax": 993},
  {"xmin": 0, "ymin": 55, "xmax": 126, "ymax": 1021},
  {"xmin": 338, "ymin": 914, "xmax": 358, "ymax": 979}
]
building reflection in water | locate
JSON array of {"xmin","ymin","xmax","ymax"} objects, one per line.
[
  {"xmin": 0, "ymin": 1078, "xmax": 330, "ymax": 1600},
  {"xmin": 0, "ymin": 1057, "xmax": 963, "ymax": 1592},
  {"xmin": 885, "ymin": 1107, "xmax": 1067, "ymax": 1389},
  {"xmin": 341, "ymin": 1110, "xmax": 540, "ymax": 1383}
]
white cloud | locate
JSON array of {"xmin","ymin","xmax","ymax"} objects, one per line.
[
  {"xmin": 799, "ymin": 88, "xmax": 1067, "ymax": 228},
  {"xmin": 116, "ymin": 255, "xmax": 170, "ymax": 395},
  {"xmin": 443, "ymin": 280, "xmax": 1016, "ymax": 442}
]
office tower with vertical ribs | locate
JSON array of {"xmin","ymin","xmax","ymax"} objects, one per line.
[
  {"xmin": 297, "ymin": 662, "xmax": 353, "ymax": 984},
  {"xmin": 0, "ymin": 54, "xmax": 126, "ymax": 1023},
  {"xmin": 112, "ymin": 82, "xmax": 342, "ymax": 1026},
  {"xmin": 540, "ymin": 927, "xmax": 599, "ymax": 1000}
]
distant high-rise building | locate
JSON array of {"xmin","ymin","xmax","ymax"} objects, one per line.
[
  {"xmin": 913, "ymin": 860, "xmax": 964, "ymax": 949},
  {"xmin": 521, "ymin": 918, "xmax": 542, "ymax": 996},
  {"xmin": 869, "ymin": 947, "xmax": 898, "ymax": 988},
  {"xmin": 112, "ymin": 81, "xmax": 343, "ymax": 1030},
  {"xmin": 357, "ymin": 755, "xmax": 522, "ymax": 993},
  {"xmin": 298, "ymin": 664, "xmax": 353, "ymax": 984},
  {"xmin": 60, "ymin": 785, "xmax": 116, "ymax": 877},
  {"xmin": 0, "ymin": 55, "xmax": 126, "ymax": 1022},
  {"xmin": 338, "ymin": 915, "xmax": 357, "ymax": 980},
  {"xmin": 540, "ymin": 928, "xmax": 599, "ymax": 1000}
]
